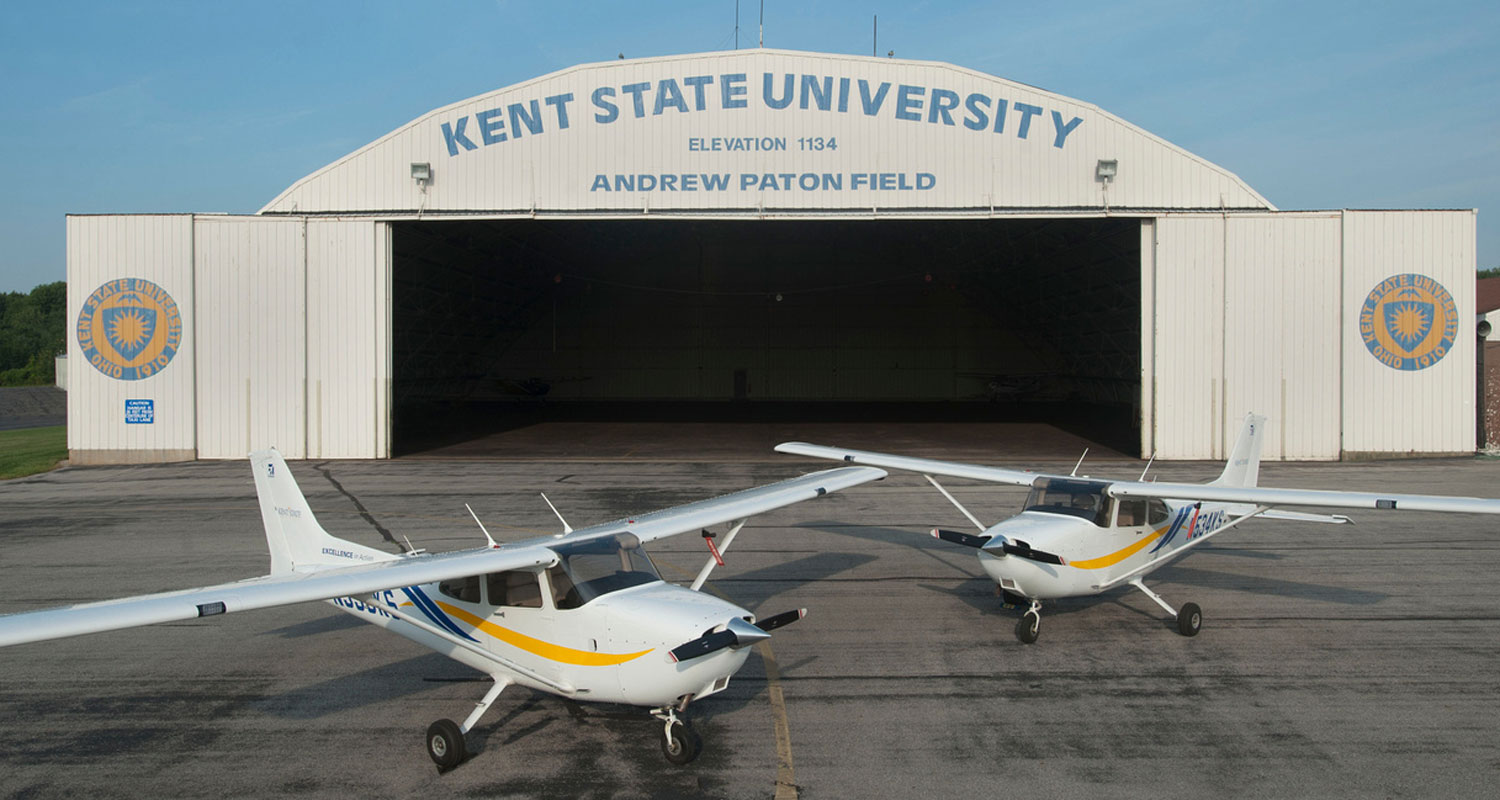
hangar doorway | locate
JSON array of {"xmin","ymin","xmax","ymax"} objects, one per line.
[{"xmin": 390, "ymin": 218, "xmax": 1141, "ymax": 456}]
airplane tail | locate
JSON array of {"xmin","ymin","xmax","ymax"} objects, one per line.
[
  {"xmin": 250, "ymin": 448, "xmax": 393, "ymax": 575},
  {"xmin": 1209, "ymin": 414, "xmax": 1266, "ymax": 488}
]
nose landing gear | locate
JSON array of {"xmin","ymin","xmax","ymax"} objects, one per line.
[
  {"xmin": 1014, "ymin": 599, "xmax": 1043, "ymax": 644},
  {"xmin": 653, "ymin": 698, "xmax": 703, "ymax": 765}
]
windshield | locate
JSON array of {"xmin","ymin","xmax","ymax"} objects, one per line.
[
  {"xmin": 547, "ymin": 533, "xmax": 661, "ymax": 609},
  {"xmin": 1022, "ymin": 478, "xmax": 1112, "ymax": 526}
]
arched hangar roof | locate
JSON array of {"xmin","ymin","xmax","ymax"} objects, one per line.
[{"xmin": 261, "ymin": 49, "xmax": 1273, "ymax": 216}]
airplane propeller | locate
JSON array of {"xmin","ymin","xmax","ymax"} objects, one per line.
[
  {"xmin": 667, "ymin": 611, "xmax": 804, "ymax": 663},
  {"xmin": 931, "ymin": 529, "xmax": 1067, "ymax": 565}
]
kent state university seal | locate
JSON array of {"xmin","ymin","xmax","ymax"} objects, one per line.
[
  {"xmin": 1358, "ymin": 273, "xmax": 1458, "ymax": 372},
  {"xmin": 77, "ymin": 278, "xmax": 183, "ymax": 380}
]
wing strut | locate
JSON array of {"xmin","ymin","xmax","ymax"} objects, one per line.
[
  {"xmin": 924, "ymin": 474, "xmax": 987, "ymax": 533},
  {"xmin": 689, "ymin": 519, "xmax": 748, "ymax": 592}
]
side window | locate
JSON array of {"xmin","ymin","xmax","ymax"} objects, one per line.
[
  {"xmin": 487, "ymin": 570, "xmax": 542, "ymax": 609},
  {"xmin": 438, "ymin": 576, "xmax": 481, "ymax": 604},
  {"xmin": 548, "ymin": 565, "xmax": 581, "ymax": 610},
  {"xmin": 1148, "ymin": 499, "xmax": 1171, "ymax": 526},
  {"xmin": 1115, "ymin": 499, "xmax": 1147, "ymax": 527}
]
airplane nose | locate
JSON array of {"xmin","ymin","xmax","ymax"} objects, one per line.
[{"xmin": 668, "ymin": 616, "xmax": 770, "ymax": 663}]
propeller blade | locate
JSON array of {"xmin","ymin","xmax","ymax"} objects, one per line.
[
  {"xmin": 931, "ymin": 528, "xmax": 992, "ymax": 549},
  {"xmin": 668, "ymin": 617, "xmax": 772, "ymax": 663},
  {"xmin": 753, "ymin": 608, "xmax": 806, "ymax": 632},
  {"xmin": 1000, "ymin": 538, "xmax": 1068, "ymax": 566}
]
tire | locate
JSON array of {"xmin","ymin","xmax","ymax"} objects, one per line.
[
  {"xmin": 1015, "ymin": 611, "xmax": 1040, "ymax": 644},
  {"xmin": 661, "ymin": 719, "xmax": 703, "ymax": 765},
  {"xmin": 426, "ymin": 718, "xmax": 467, "ymax": 770},
  {"xmin": 1177, "ymin": 602, "xmax": 1202, "ymax": 637}
]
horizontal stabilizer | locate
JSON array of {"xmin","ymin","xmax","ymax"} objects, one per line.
[{"xmin": 932, "ymin": 528, "xmax": 992, "ymax": 549}]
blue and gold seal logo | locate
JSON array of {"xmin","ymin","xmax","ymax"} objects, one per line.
[
  {"xmin": 76, "ymin": 278, "xmax": 183, "ymax": 380},
  {"xmin": 1358, "ymin": 273, "xmax": 1458, "ymax": 371}
]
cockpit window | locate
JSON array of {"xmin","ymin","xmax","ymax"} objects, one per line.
[
  {"xmin": 547, "ymin": 533, "xmax": 661, "ymax": 610},
  {"xmin": 438, "ymin": 575, "xmax": 481, "ymax": 604},
  {"xmin": 1023, "ymin": 478, "xmax": 1113, "ymax": 526}
]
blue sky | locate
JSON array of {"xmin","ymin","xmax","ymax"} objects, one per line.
[{"xmin": 1, "ymin": 0, "xmax": 1496, "ymax": 293}]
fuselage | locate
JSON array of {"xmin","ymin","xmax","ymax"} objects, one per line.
[
  {"xmin": 328, "ymin": 534, "xmax": 756, "ymax": 707},
  {"xmin": 977, "ymin": 478, "xmax": 1240, "ymax": 600}
]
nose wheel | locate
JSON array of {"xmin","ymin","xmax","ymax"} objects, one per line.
[
  {"xmin": 653, "ymin": 703, "xmax": 704, "ymax": 765},
  {"xmin": 1013, "ymin": 600, "xmax": 1043, "ymax": 644}
]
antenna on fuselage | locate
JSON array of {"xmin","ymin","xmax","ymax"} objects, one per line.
[
  {"xmin": 1139, "ymin": 453, "xmax": 1156, "ymax": 481},
  {"xmin": 1070, "ymin": 448, "xmax": 1089, "ymax": 477},
  {"xmin": 540, "ymin": 492, "xmax": 573, "ymax": 535},
  {"xmin": 465, "ymin": 503, "xmax": 499, "ymax": 548}
]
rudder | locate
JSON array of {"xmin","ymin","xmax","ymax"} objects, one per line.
[
  {"xmin": 1210, "ymin": 414, "xmax": 1266, "ymax": 488},
  {"xmin": 250, "ymin": 449, "xmax": 391, "ymax": 574}
]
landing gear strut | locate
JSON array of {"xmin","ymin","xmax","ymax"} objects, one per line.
[
  {"xmin": 1130, "ymin": 578, "xmax": 1202, "ymax": 637},
  {"xmin": 1014, "ymin": 599, "xmax": 1042, "ymax": 644},
  {"xmin": 425, "ymin": 677, "xmax": 511, "ymax": 770},
  {"xmin": 653, "ymin": 698, "xmax": 703, "ymax": 765}
]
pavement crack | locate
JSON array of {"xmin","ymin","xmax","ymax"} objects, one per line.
[{"xmin": 312, "ymin": 462, "xmax": 398, "ymax": 547}]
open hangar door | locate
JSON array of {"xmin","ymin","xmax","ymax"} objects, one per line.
[{"xmin": 389, "ymin": 217, "xmax": 1141, "ymax": 456}]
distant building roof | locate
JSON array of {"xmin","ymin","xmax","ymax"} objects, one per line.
[{"xmin": 1480, "ymin": 276, "xmax": 1500, "ymax": 315}]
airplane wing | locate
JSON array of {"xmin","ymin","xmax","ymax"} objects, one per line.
[
  {"xmin": 560, "ymin": 465, "xmax": 888, "ymax": 544},
  {"xmin": 0, "ymin": 545, "xmax": 559, "ymax": 648},
  {"xmin": 1107, "ymin": 481, "xmax": 1500, "ymax": 515},
  {"xmin": 774, "ymin": 443, "xmax": 1037, "ymax": 487}
]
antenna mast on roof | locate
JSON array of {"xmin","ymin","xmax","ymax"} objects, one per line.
[
  {"xmin": 735, "ymin": 1, "xmax": 740, "ymax": 49},
  {"xmin": 759, "ymin": 0, "xmax": 764, "ymax": 48},
  {"xmin": 873, "ymin": 15, "xmax": 877, "ymax": 57}
]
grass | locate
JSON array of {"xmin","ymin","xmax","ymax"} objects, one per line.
[{"xmin": 0, "ymin": 425, "xmax": 67, "ymax": 479}]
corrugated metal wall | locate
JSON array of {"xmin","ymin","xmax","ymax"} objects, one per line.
[
  {"xmin": 69, "ymin": 214, "xmax": 390, "ymax": 461},
  {"xmin": 306, "ymin": 219, "xmax": 390, "ymax": 458},
  {"xmin": 66, "ymin": 215, "xmax": 196, "ymax": 464},
  {"xmin": 262, "ymin": 50, "xmax": 1271, "ymax": 217},
  {"xmin": 193, "ymin": 217, "xmax": 307, "ymax": 459},
  {"xmin": 1150, "ymin": 210, "xmax": 1475, "ymax": 459},
  {"xmin": 1341, "ymin": 211, "xmax": 1475, "ymax": 454}
]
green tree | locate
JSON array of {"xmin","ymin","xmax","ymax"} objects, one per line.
[
  {"xmin": 0, "ymin": 281, "xmax": 66, "ymax": 386},
  {"xmin": 1480, "ymin": 267, "xmax": 1500, "ymax": 280}
]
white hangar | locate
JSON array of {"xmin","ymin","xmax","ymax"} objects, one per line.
[{"xmin": 65, "ymin": 49, "xmax": 1477, "ymax": 464}]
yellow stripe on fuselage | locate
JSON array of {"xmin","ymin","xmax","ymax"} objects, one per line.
[
  {"xmin": 435, "ymin": 601, "xmax": 653, "ymax": 667},
  {"xmin": 1067, "ymin": 529, "xmax": 1164, "ymax": 570}
]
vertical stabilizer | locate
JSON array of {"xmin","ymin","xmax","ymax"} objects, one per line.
[
  {"xmin": 1210, "ymin": 414, "xmax": 1266, "ymax": 488},
  {"xmin": 250, "ymin": 449, "xmax": 392, "ymax": 574}
]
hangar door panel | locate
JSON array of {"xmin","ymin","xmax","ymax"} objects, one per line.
[
  {"xmin": 1222, "ymin": 215, "xmax": 1341, "ymax": 460},
  {"xmin": 194, "ymin": 218, "xmax": 307, "ymax": 459}
]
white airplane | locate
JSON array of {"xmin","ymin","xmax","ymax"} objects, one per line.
[
  {"xmin": 0, "ymin": 449, "xmax": 885, "ymax": 769},
  {"xmin": 777, "ymin": 415, "xmax": 1500, "ymax": 644}
]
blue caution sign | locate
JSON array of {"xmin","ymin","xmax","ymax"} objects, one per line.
[{"xmin": 125, "ymin": 399, "xmax": 155, "ymax": 424}]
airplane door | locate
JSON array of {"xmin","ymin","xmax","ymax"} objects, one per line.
[{"xmin": 483, "ymin": 570, "xmax": 561, "ymax": 684}]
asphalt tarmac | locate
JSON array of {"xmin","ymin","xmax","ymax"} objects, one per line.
[{"xmin": 2, "ymin": 452, "xmax": 1498, "ymax": 799}]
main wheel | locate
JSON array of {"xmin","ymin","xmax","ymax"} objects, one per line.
[
  {"xmin": 661, "ymin": 719, "xmax": 703, "ymax": 765},
  {"xmin": 1015, "ymin": 611, "xmax": 1041, "ymax": 644},
  {"xmin": 1176, "ymin": 602, "xmax": 1202, "ymax": 637},
  {"xmin": 426, "ymin": 718, "xmax": 467, "ymax": 769}
]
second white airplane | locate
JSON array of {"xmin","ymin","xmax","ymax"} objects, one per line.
[{"xmin": 778, "ymin": 415, "xmax": 1500, "ymax": 644}]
